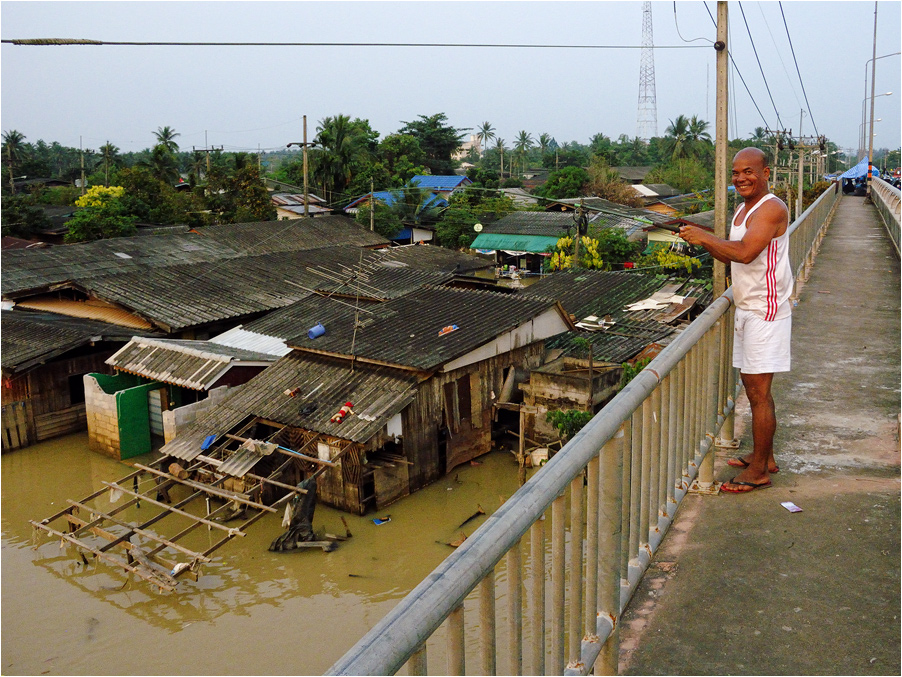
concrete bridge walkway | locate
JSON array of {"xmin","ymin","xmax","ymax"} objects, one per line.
[{"xmin": 620, "ymin": 195, "xmax": 900, "ymax": 676}]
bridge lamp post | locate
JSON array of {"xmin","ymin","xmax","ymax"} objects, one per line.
[{"xmin": 860, "ymin": 92, "xmax": 892, "ymax": 157}]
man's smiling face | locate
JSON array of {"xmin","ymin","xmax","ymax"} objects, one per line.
[{"xmin": 732, "ymin": 149, "xmax": 770, "ymax": 200}]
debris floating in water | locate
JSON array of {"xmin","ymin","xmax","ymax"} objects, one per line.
[{"xmin": 373, "ymin": 516, "xmax": 391, "ymax": 525}]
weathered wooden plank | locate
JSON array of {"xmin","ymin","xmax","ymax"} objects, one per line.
[
  {"xmin": 63, "ymin": 512, "xmax": 178, "ymax": 571},
  {"xmin": 131, "ymin": 463, "xmax": 277, "ymax": 513},
  {"xmin": 101, "ymin": 481, "xmax": 246, "ymax": 536},
  {"xmin": 224, "ymin": 433, "xmax": 336, "ymax": 467},
  {"xmin": 30, "ymin": 520, "xmax": 176, "ymax": 591},
  {"xmin": 66, "ymin": 499, "xmax": 211, "ymax": 562}
]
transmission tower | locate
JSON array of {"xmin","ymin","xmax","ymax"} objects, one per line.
[{"xmin": 636, "ymin": 1, "xmax": 658, "ymax": 141}]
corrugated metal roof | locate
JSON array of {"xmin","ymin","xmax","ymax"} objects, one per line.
[
  {"xmin": 107, "ymin": 337, "xmax": 277, "ymax": 390},
  {"xmin": 209, "ymin": 326, "xmax": 293, "ymax": 356},
  {"xmin": 2, "ymin": 216, "xmax": 389, "ymax": 299},
  {"xmin": 1, "ymin": 309, "xmax": 157, "ymax": 373},
  {"xmin": 483, "ymin": 212, "xmax": 577, "ymax": 237},
  {"xmin": 470, "ymin": 233, "xmax": 560, "ymax": 253},
  {"xmin": 286, "ymin": 286, "xmax": 563, "ymax": 371},
  {"xmin": 160, "ymin": 353, "xmax": 420, "ymax": 460},
  {"xmin": 410, "ymin": 175, "xmax": 471, "ymax": 190},
  {"xmin": 14, "ymin": 298, "xmax": 156, "ymax": 329},
  {"xmin": 546, "ymin": 320, "xmax": 675, "ymax": 363}
]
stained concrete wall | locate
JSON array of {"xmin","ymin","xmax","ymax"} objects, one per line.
[
  {"xmin": 162, "ymin": 386, "xmax": 232, "ymax": 444},
  {"xmin": 84, "ymin": 374, "xmax": 120, "ymax": 458}
]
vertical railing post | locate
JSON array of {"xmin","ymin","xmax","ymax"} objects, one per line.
[
  {"xmin": 647, "ymin": 386, "xmax": 662, "ymax": 535},
  {"xmin": 567, "ymin": 475, "xmax": 584, "ymax": 670},
  {"xmin": 407, "ymin": 644, "xmax": 428, "ymax": 676},
  {"xmin": 448, "ymin": 604, "xmax": 465, "ymax": 676},
  {"xmin": 658, "ymin": 375, "xmax": 671, "ymax": 518},
  {"xmin": 638, "ymin": 397, "xmax": 652, "ymax": 553},
  {"xmin": 551, "ymin": 492, "xmax": 567, "ymax": 674},
  {"xmin": 529, "ymin": 517, "xmax": 545, "ymax": 676},
  {"xmin": 479, "ymin": 570, "xmax": 496, "ymax": 676},
  {"xmin": 627, "ymin": 409, "xmax": 642, "ymax": 565},
  {"xmin": 585, "ymin": 455, "xmax": 600, "ymax": 639},
  {"xmin": 697, "ymin": 328, "xmax": 716, "ymax": 487},
  {"xmin": 596, "ymin": 426, "xmax": 625, "ymax": 675},
  {"xmin": 619, "ymin": 417, "xmax": 632, "ymax": 579},
  {"xmin": 507, "ymin": 541, "xmax": 523, "ymax": 676}
]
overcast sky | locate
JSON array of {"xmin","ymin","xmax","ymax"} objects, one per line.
[{"xmin": 2, "ymin": 1, "xmax": 900, "ymax": 159}]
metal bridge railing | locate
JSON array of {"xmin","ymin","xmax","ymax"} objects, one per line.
[
  {"xmin": 327, "ymin": 185, "xmax": 840, "ymax": 677},
  {"xmin": 871, "ymin": 177, "xmax": 901, "ymax": 257}
]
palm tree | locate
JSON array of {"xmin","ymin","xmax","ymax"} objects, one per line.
[
  {"xmin": 477, "ymin": 121, "xmax": 495, "ymax": 157},
  {"xmin": 538, "ymin": 133, "xmax": 552, "ymax": 157},
  {"xmin": 312, "ymin": 115, "xmax": 368, "ymax": 201},
  {"xmin": 3, "ymin": 129, "xmax": 26, "ymax": 194},
  {"xmin": 664, "ymin": 114, "xmax": 691, "ymax": 162},
  {"xmin": 139, "ymin": 145, "xmax": 180, "ymax": 184},
  {"xmin": 514, "ymin": 130, "xmax": 534, "ymax": 177},
  {"xmin": 686, "ymin": 116, "xmax": 711, "ymax": 156},
  {"xmin": 496, "ymin": 138, "xmax": 506, "ymax": 178},
  {"xmin": 99, "ymin": 141, "xmax": 119, "ymax": 187},
  {"xmin": 154, "ymin": 126, "xmax": 180, "ymax": 154}
]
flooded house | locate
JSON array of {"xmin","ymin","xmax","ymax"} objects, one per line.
[
  {"xmin": 158, "ymin": 286, "xmax": 575, "ymax": 514},
  {"xmin": 84, "ymin": 337, "xmax": 278, "ymax": 460},
  {"xmin": 1, "ymin": 310, "xmax": 157, "ymax": 450},
  {"xmin": 520, "ymin": 270, "xmax": 712, "ymax": 440}
]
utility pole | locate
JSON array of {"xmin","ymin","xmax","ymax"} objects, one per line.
[
  {"xmin": 866, "ymin": 0, "xmax": 878, "ymax": 199},
  {"xmin": 712, "ymin": 0, "xmax": 729, "ymax": 298},
  {"xmin": 370, "ymin": 178, "xmax": 375, "ymax": 231},
  {"xmin": 287, "ymin": 115, "xmax": 316, "ymax": 218},
  {"xmin": 193, "ymin": 132, "xmax": 223, "ymax": 177}
]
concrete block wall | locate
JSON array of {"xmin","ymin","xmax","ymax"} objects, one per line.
[
  {"xmin": 84, "ymin": 375, "xmax": 121, "ymax": 458},
  {"xmin": 162, "ymin": 386, "xmax": 231, "ymax": 443}
]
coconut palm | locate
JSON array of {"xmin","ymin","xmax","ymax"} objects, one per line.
[
  {"xmin": 496, "ymin": 138, "xmax": 506, "ymax": 178},
  {"xmin": 538, "ymin": 133, "xmax": 552, "ymax": 156},
  {"xmin": 99, "ymin": 141, "xmax": 120, "ymax": 187},
  {"xmin": 154, "ymin": 126, "xmax": 180, "ymax": 154},
  {"xmin": 477, "ymin": 121, "xmax": 495, "ymax": 156},
  {"xmin": 663, "ymin": 114, "xmax": 691, "ymax": 162},
  {"xmin": 514, "ymin": 130, "xmax": 533, "ymax": 177},
  {"xmin": 311, "ymin": 114, "xmax": 368, "ymax": 201},
  {"xmin": 139, "ymin": 144, "xmax": 180, "ymax": 184},
  {"xmin": 3, "ymin": 129, "xmax": 26, "ymax": 193}
]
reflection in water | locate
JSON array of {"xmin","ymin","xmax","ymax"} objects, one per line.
[{"xmin": 2, "ymin": 433, "xmax": 534, "ymax": 675}]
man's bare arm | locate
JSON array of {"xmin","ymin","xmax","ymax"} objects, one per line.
[{"xmin": 678, "ymin": 200, "xmax": 787, "ymax": 264}]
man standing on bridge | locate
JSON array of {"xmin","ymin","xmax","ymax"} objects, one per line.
[{"xmin": 678, "ymin": 147, "xmax": 793, "ymax": 493}]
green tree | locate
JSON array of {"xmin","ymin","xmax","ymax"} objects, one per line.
[
  {"xmin": 3, "ymin": 129, "xmax": 27, "ymax": 194},
  {"xmin": 309, "ymin": 115, "xmax": 376, "ymax": 203},
  {"xmin": 535, "ymin": 166, "xmax": 590, "ymax": 200},
  {"xmin": 1, "ymin": 194, "xmax": 52, "ymax": 238},
  {"xmin": 154, "ymin": 126, "xmax": 181, "ymax": 154},
  {"xmin": 139, "ymin": 144, "xmax": 180, "ymax": 184},
  {"xmin": 645, "ymin": 157, "xmax": 713, "ymax": 194},
  {"xmin": 64, "ymin": 187, "xmax": 136, "ymax": 242},
  {"xmin": 586, "ymin": 156, "xmax": 644, "ymax": 207},
  {"xmin": 398, "ymin": 113, "xmax": 465, "ymax": 175},
  {"xmin": 476, "ymin": 121, "xmax": 496, "ymax": 157},
  {"xmin": 514, "ymin": 130, "xmax": 534, "ymax": 177},
  {"xmin": 99, "ymin": 141, "xmax": 120, "ymax": 187},
  {"xmin": 206, "ymin": 165, "xmax": 276, "ymax": 223}
]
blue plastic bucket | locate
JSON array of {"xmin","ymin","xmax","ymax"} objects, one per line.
[{"xmin": 308, "ymin": 322, "xmax": 326, "ymax": 339}]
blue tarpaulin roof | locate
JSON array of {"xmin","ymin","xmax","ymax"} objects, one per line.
[{"xmin": 840, "ymin": 157, "xmax": 879, "ymax": 180}]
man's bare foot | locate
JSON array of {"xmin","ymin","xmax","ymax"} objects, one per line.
[
  {"xmin": 727, "ymin": 455, "xmax": 779, "ymax": 473},
  {"xmin": 722, "ymin": 476, "xmax": 773, "ymax": 493}
]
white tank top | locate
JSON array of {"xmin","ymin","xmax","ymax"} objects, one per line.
[{"xmin": 730, "ymin": 193, "xmax": 793, "ymax": 321}]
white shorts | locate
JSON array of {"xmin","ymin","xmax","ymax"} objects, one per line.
[{"xmin": 733, "ymin": 308, "xmax": 792, "ymax": 374}]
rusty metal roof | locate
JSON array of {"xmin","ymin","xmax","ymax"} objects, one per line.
[
  {"xmin": 161, "ymin": 352, "xmax": 419, "ymax": 460},
  {"xmin": 107, "ymin": 337, "xmax": 277, "ymax": 390}
]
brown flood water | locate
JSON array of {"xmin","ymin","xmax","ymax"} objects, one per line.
[{"xmin": 2, "ymin": 433, "xmax": 534, "ymax": 675}]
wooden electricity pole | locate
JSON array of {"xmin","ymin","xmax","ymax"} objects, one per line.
[
  {"xmin": 713, "ymin": 0, "xmax": 729, "ymax": 297},
  {"xmin": 287, "ymin": 115, "xmax": 315, "ymax": 218}
]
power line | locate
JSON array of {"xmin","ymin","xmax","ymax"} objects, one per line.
[
  {"xmin": 737, "ymin": 1, "xmax": 785, "ymax": 129},
  {"xmin": 779, "ymin": 2, "xmax": 819, "ymax": 137},
  {"xmin": 2, "ymin": 37, "xmax": 709, "ymax": 50}
]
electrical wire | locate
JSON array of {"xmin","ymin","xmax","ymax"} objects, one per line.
[
  {"xmin": 2, "ymin": 38, "xmax": 707, "ymax": 50},
  {"xmin": 672, "ymin": 2, "xmax": 714, "ymax": 44},
  {"xmin": 737, "ymin": 1, "xmax": 785, "ymax": 129},
  {"xmin": 757, "ymin": 3, "xmax": 803, "ymax": 111},
  {"xmin": 779, "ymin": 2, "xmax": 819, "ymax": 137},
  {"xmin": 703, "ymin": 2, "xmax": 773, "ymax": 131}
]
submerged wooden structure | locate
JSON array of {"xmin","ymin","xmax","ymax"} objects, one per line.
[{"xmin": 30, "ymin": 427, "xmax": 322, "ymax": 591}]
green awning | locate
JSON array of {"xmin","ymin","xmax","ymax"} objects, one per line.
[{"xmin": 471, "ymin": 233, "xmax": 560, "ymax": 253}]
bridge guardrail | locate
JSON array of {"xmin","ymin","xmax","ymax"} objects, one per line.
[
  {"xmin": 327, "ymin": 183, "xmax": 840, "ymax": 677},
  {"xmin": 871, "ymin": 177, "xmax": 901, "ymax": 257}
]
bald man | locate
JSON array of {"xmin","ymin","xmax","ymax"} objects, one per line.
[{"xmin": 679, "ymin": 147, "xmax": 792, "ymax": 493}]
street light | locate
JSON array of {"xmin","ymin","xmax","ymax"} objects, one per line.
[{"xmin": 860, "ymin": 92, "xmax": 892, "ymax": 155}]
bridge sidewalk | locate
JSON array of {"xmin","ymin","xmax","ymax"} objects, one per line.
[{"xmin": 620, "ymin": 195, "xmax": 900, "ymax": 676}]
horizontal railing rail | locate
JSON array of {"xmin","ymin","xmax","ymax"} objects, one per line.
[
  {"xmin": 327, "ymin": 185, "xmax": 839, "ymax": 677},
  {"xmin": 871, "ymin": 177, "xmax": 901, "ymax": 257}
]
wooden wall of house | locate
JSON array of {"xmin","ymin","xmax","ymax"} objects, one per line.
[
  {"xmin": 400, "ymin": 342, "xmax": 546, "ymax": 487},
  {"xmin": 1, "ymin": 349, "xmax": 116, "ymax": 451}
]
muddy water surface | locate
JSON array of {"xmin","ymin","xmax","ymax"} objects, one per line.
[{"xmin": 2, "ymin": 433, "xmax": 528, "ymax": 675}]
